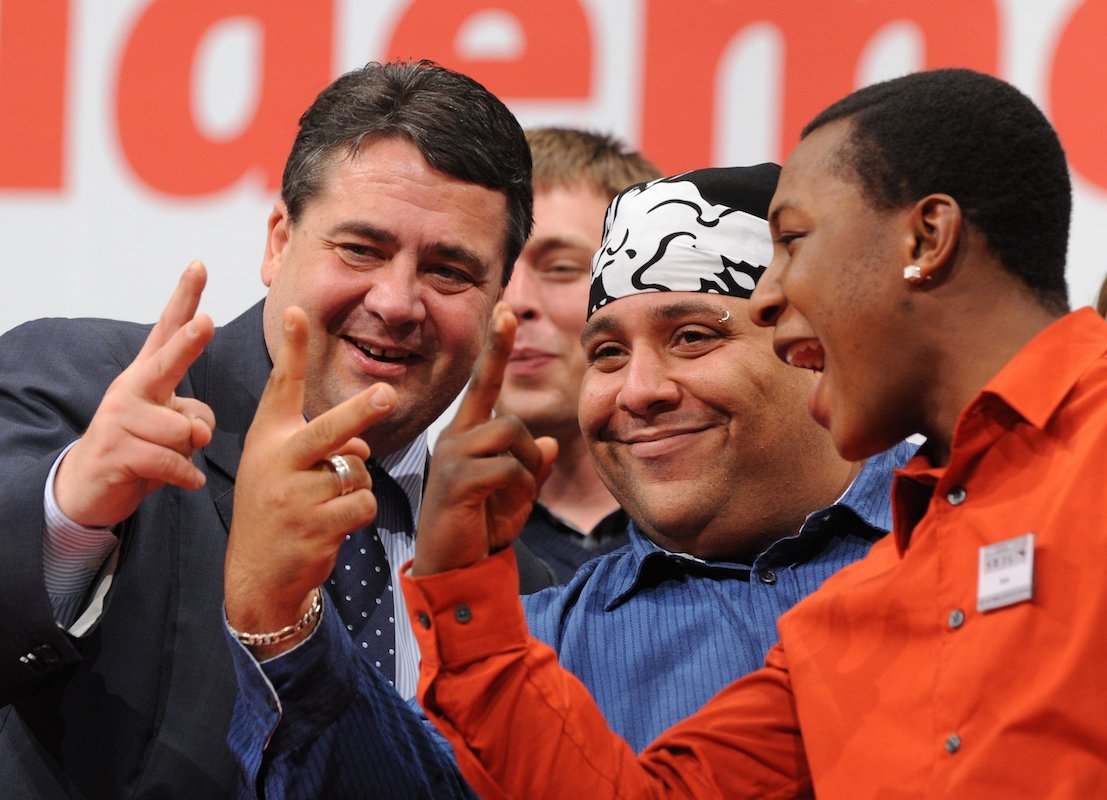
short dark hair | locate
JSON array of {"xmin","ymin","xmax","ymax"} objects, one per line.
[
  {"xmin": 525, "ymin": 128, "xmax": 661, "ymax": 201},
  {"xmin": 803, "ymin": 68, "xmax": 1071, "ymax": 313},
  {"xmin": 282, "ymin": 60, "xmax": 533, "ymax": 284}
]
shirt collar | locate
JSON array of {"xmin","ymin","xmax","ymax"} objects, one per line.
[
  {"xmin": 891, "ymin": 309, "xmax": 1107, "ymax": 552},
  {"xmin": 604, "ymin": 524, "xmax": 753, "ymax": 611},
  {"xmin": 977, "ymin": 308, "xmax": 1107, "ymax": 431},
  {"xmin": 833, "ymin": 439, "xmax": 920, "ymax": 533},
  {"xmin": 604, "ymin": 440, "xmax": 916, "ymax": 610},
  {"xmin": 530, "ymin": 501, "xmax": 629, "ymax": 543},
  {"xmin": 757, "ymin": 440, "xmax": 916, "ymax": 567}
]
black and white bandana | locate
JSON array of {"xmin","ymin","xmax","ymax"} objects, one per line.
[{"xmin": 587, "ymin": 163, "xmax": 781, "ymax": 318}]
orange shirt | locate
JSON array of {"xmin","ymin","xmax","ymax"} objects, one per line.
[{"xmin": 404, "ymin": 308, "xmax": 1107, "ymax": 799}]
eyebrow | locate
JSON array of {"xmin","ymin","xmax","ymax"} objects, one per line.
[
  {"xmin": 528, "ymin": 233, "xmax": 597, "ymax": 254},
  {"xmin": 648, "ymin": 298, "xmax": 732, "ymax": 321},
  {"xmin": 768, "ymin": 202, "xmax": 789, "ymax": 231},
  {"xmin": 330, "ymin": 221, "xmax": 492, "ymax": 276},
  {"xmin": 580, "ymin": 314, "xmax": 620, "ymax": 344},
  {"xmin": 330, "ymin": 221, "xmax": 398, "ymax": 246},
  {"xmin": 580, "ymin": 297, "xmax": 734, "ymax": 344}
]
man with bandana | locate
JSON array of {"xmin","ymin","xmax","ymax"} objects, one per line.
[{"xmin": 223, "ymin": 164, "xmax": 915, "ymax": 796}]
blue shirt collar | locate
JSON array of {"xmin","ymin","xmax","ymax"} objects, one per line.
[
  {"xmin": 605, "ymin": 439, "xmax": 919, "ymax": 610},
  {"xmin": 605, "ymin": 528, "xmax": 752, "ymax": 610},
  {"xmin": 829, "ymin": 438, "xmax": 919, "ymax": 532}
]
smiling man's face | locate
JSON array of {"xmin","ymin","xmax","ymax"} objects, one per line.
[
  {"xmin": 578, "ymin": 291, "xmax": 835, "ymax": 560},
  {"xmin": 750, "ymin": 118, "xmax": 923, "ymax": 462},
  {"xmin": 496, "ymin": 182, "xmax": 610, "ymax": 442},
  {"xmin": 260, "ymin": 135, "xmax": 508, "ymax": 457}
]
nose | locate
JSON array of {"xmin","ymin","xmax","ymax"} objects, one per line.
[
  {"xmin": 362, "ymin": 259, "xmax": 426, "ymax": 327},
  {"xmin": 503, "ymin": 263, "xmax": 541, "ymax": 321},
  {"xmin": 615, "ymin": 347, "xmax": 680, "ymax": 417},
  {"xmin": 749, "ymin": 254, "xmax": 785, "ymax": 327}
]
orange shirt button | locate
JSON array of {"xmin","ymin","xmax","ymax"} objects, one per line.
[
  {"xmin": 948, "ymin": 609, "xmax": 965, "ymax": 629},
  {"xmin": 945, "ymin": 734, "xmax": 962, "ymax": 754},
  {"xmin": 946, "ymin": 487, "xmax": 967, "ymax": 505},
  {"xmin": 454, "ymin": 604, "xmax": 472, "ymax": 624}
]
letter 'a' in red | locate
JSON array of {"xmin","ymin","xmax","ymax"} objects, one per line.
[{"xmin": 116, "ymin": 0, "xmax": 333, "ymax": 196}]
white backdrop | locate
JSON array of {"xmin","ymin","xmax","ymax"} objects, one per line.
[{"xmin": 3, "ymin": 0, "xmax": 1106, "ymax": 339}]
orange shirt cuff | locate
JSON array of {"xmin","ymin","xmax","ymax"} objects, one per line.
[{"xmin": 400, "ymin": 548, "xmax": 530, "ymax": 671}]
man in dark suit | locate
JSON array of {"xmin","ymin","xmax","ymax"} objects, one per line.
[{"xmin": 0, "ymin": 60, "xmax": 551, "ymax": 799}]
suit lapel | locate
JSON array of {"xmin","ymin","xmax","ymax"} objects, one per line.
[{"xmin": 189, "ymin": 301, "xmax": 271, "ymax": 533}]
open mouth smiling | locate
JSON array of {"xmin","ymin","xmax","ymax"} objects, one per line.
[
  {"xmin": 344, "ymin": 336, "xmax": 413, "ymax": 364},
  {"xmin": 784, "ymin": 340, "xmax": 825, "ymax": 373}
]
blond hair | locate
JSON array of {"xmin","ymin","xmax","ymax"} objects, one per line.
[{"xmin": 525, "ymin": 128, "xmax": 661, "ymax": 201}]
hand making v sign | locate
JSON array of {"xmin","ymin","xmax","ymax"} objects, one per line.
[
  {"xmin": 412, "ymin": 302, "xmax": 558, "ymax": 577},
  {"xmin": 53, "ymin": 261, "xmax": 216, "ymax": 529},
  {"xmin": 224, "ymin": 305, "xmax": 397, "ymax": 658}
]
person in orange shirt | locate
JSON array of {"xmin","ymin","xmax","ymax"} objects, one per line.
[{"xmin": 396, "ymin": 67, "xmax": 1107, "ymax": 797}]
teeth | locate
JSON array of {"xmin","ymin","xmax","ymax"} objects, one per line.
[
  {"xmin": 367, "ymin": 346, "xmax": 402, "ymax": 358},
  {"xmin": 786, "ymin": 342, "xmax": 825, "ymax": 372},
  {"xmin": 350, "ymin": 339, "xmax": 408, "ymax": 363}
]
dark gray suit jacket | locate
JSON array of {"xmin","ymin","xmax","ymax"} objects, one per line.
[{"xmin": 0, "ymin": 302, "xmax": 553, "ymax": 799}]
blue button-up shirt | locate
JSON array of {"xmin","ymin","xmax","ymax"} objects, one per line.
[{"xmin": 523, "ymin": 439, "xmax": 918, "ymax": 752}]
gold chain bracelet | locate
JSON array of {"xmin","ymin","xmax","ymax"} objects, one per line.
[{"xmin": 228, "ymin": 587, "xmax": 323, "ymax": 647}]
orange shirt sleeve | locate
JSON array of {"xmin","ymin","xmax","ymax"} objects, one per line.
[{"xmin": 402, "ymin": 548, "xmax": 812, "ymax": 799}]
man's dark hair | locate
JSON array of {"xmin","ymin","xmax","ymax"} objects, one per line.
[
  {"xmin": 803, "ymin": 68, "xmax": 1071, "ymax": 313},
  {"xmin": 282, "ymin": 60, "xmax": 533, "ymax": 284}
]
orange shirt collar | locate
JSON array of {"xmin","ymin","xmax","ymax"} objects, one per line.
[{"xmin": 891, "ymin": 308, "xmax": 1107, "ymax": 554}]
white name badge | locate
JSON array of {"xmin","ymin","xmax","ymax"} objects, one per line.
[{"xmin": 977, "ymin": 533, "xmax": 1035, "ymax": 612}]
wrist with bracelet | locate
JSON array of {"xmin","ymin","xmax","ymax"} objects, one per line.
[{"xmin": 228, "ymin": 587, "xmax": 324, "ymax": 648}]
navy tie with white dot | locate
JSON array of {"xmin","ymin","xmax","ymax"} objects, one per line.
[{"xmin": 326, "ymin": 460, "xmax": 412, "ymax": 687}]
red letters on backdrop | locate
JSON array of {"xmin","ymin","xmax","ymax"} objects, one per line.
[
  {"xmin": 115, "ymin": 0, "xmax": 333, "ymax": 195},
  {"xmin": 1050, "ymin": 0, "xmax": 1107, "ymax": 189},
  {"xmin": 642, "ymin": 0, "xmax": 998, "ymax": 171},
  {"xmin": 1, "ymin": 0, "xmax": 1105, "ymax": 194},
  {"xmin": 0, "ymin": 0, "xmax": 69, "ymax": 188},
  {"xmin": 388, "ymin": 0, "xmax": 592, "ymax": 99}
]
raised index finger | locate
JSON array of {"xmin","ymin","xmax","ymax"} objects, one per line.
[
  {"xmin": 137, "ymin": 260, "xmax": 208, "ymax": 361},
  {"xmin": 451, "ymin": 302, "xmax": 516, "ymax": 431},
  {"xmin": 135, "ymin": 312, "xmax": 215, "ymax": 404},
  {"xmin": 251, "ymin": 306, "xmax": 310, "ymax": 428}
]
